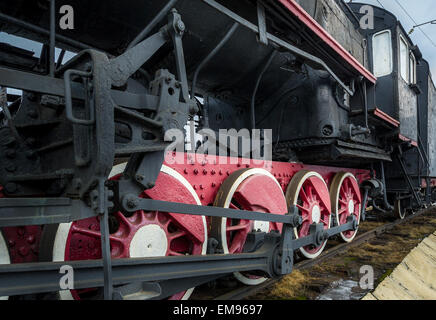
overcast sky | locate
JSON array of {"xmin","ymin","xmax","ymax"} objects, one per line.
[{"xmin": 355, "ymin": 0, "xmax": 436, "ymax": 81}]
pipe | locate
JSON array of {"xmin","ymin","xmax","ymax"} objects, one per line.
[
  {"xmin": 49, "ymin": 0, "xmax": 56, "ymax": 77},
  {"xmin": 191, "ymin": 22, "xmax": 239, "ymax": 98},
  {"xmin": 203, "ymin": 0, "xmax": 355, "ymax": 96},
  {"xmin": 0, "ymin": 12, "xmax": 93, "ymax": 51},
  {"xmin": 362, "ymin": 80, "xmax": 369, "ymax": 130},
  {"xmin": 360, "ymin": 187, "xmax": 369, "ymax": 221},
  {"xmin": 251, "ymin": 50, "xmax": 277, "ymax": 130},
  {"xmin": 380, "ymin": 161, "xmax": 393, "ymax": 211}
]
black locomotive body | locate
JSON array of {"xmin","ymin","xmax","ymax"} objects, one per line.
[{"xmin": 0, "ymin": 0, "xmax": 434, "ymax": 300}]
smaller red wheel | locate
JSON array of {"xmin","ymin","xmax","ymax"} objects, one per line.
[
  {"xmin": 330, "ymin": 172, "xmax": 362, "ymax": 242},
  {"xmin": 286, "ymin": 171, "xmax": 332, "ymax": 259}
]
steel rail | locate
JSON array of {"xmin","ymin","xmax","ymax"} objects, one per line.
[{"xmin": 213, "ymin": 208, "xmax": 428, "ymax": 300}]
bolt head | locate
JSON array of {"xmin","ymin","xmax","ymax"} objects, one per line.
[{"xmin": 177, "ymin": 20, "xmax": 185, "ymax": 32}]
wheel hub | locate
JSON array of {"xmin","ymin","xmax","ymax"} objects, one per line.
[
  {"xmin": 311, "ymin": 205, "xmax": 321, "ymax": 223},
  {"xmin": 348, "ymin": 200, "xmax": 355, "ymax": 214},
  {"xmin": 253, "ymin": 220, "xmax": 270, "ymax": 233},
  {"xmin": 129, "ymin": 224, "xmax": 168, "ymax": 258}
]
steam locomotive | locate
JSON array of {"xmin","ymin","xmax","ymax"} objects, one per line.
[{"xmin": 0, "ymin": 0, "xmax": 434, "ymax": 300}]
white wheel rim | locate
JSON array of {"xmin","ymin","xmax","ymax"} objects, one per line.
[
  {"xmin": 395, "ymin": 199, "xmax": 405, "ymax": 219},
  {"xmin": 332, "ymin": 173, "xmax": 361, "ymax": 243},
  {"xmin": 289, "ymin": 171, "xmax": 332, "ymax": 259},
  {"xmin": 219, "ymin": 168, "xmax": 283, "ymax": 286},
  {"xmin": 0, "ymin": 232, "xmax": 10, "ymax": 300},
  {"xmin": 53, "ymin": 163, "xmax": 207, "ymax": 300}
]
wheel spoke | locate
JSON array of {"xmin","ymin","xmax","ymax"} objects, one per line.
[
  {"xmin": 338, "ymin": 207, "xmax": 347, "ymax": 215},
  {"xmin": 227, "ymin": 222, "xmax": 250, "ymax": 232},
  {"xmin": 168, "ymin": 250, "xmax": 184, "ymax": 256},
  {"xmin": 168, "ymin": 230, "xmax": 187, "ymax": 241},
  {"xmin": 71, "ymin": 226, "xmax": 122, "ymax": 243},
  {"xmin": 296, "ymin": 204, "xmax": 310, "ymax": 213},
  {"xmin": 306, "ymin": 184, "xmax": 314, "ymax": 201},
  {"xmin": 229, "ymin": 202, "xmax": 240, "ymax": 210},
  {"xmin": 320, "ymin": 216, "xmax": 329, "ymax": 226},
  {"xmin": 114, "ymin": 210, "xmax": 133, "ymax": 227},
  {"xmin": 299, "ymin": 188, "xmax": 310, "ymax": 204},
  {"xmin": 339, "ymin": 198, "xmax": 348, "ymax": 206}
]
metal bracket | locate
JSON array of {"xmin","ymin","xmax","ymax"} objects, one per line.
[{"xmin": 64, "ymin": 69, "xmax": 94, "ymax": 125}]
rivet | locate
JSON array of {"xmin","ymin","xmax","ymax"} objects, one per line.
[
  {"xmin": 18, "ymin": 246, "xmax": 29, "ymax": 257},
  {"xmin": 26, "ymin": 235, "xmax": 35, "ymax": 244}
]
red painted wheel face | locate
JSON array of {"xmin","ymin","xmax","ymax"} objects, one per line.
[
  {"xmin": 296, "ymin": 176, "xmax": 331, "ymax": 255},
  {"xmin": 225, "ymin": 174, "xmax": 287, "ymax": 255},
  {"xmin": 220, "ymin": 172, "xmax": 287, "ymax": 284},
  {"xmin": 0, "ymin": 188, "xmax": 41, "ymax": 264},
  {"xmin": 62, "ymin": 169, "xmax": 206, "ymax": 300},
  {"xmin": 337, "ymin": 176, "xmax": 361, "ymax": 239}
]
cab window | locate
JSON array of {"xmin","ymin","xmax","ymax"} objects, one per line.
[
  {"xmin": 399, "ymin": 35, "xmax": 409, "ymax": 82},
  {"xmin": 372, "ymin": 30, "xmax": 393, "ymax": 77},
  {"xmin": 409, "ymin": 53, "xmax": 416, "ymax": 84}
]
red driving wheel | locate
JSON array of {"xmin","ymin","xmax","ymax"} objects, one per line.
[{"xmin": 41, "ymin": 164, "xmax": 207, "ymax": 300}]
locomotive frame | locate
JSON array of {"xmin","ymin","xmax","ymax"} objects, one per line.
[{"xmin": 0, "ymin": 0, "xmax": 434, "ymax": 300}]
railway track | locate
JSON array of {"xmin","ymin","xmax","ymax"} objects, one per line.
[{"xmin": 212, "ymin": 208, "xmax": 429, "ymax": 300}]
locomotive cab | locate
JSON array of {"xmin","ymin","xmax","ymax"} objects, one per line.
[
  {"xmin": 350, "ymin": 3, "xmax": 419, "ymax": 145},
  {"xmin": 351, "ymin": 3, "xmax": 435, "ymax": 210}
]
